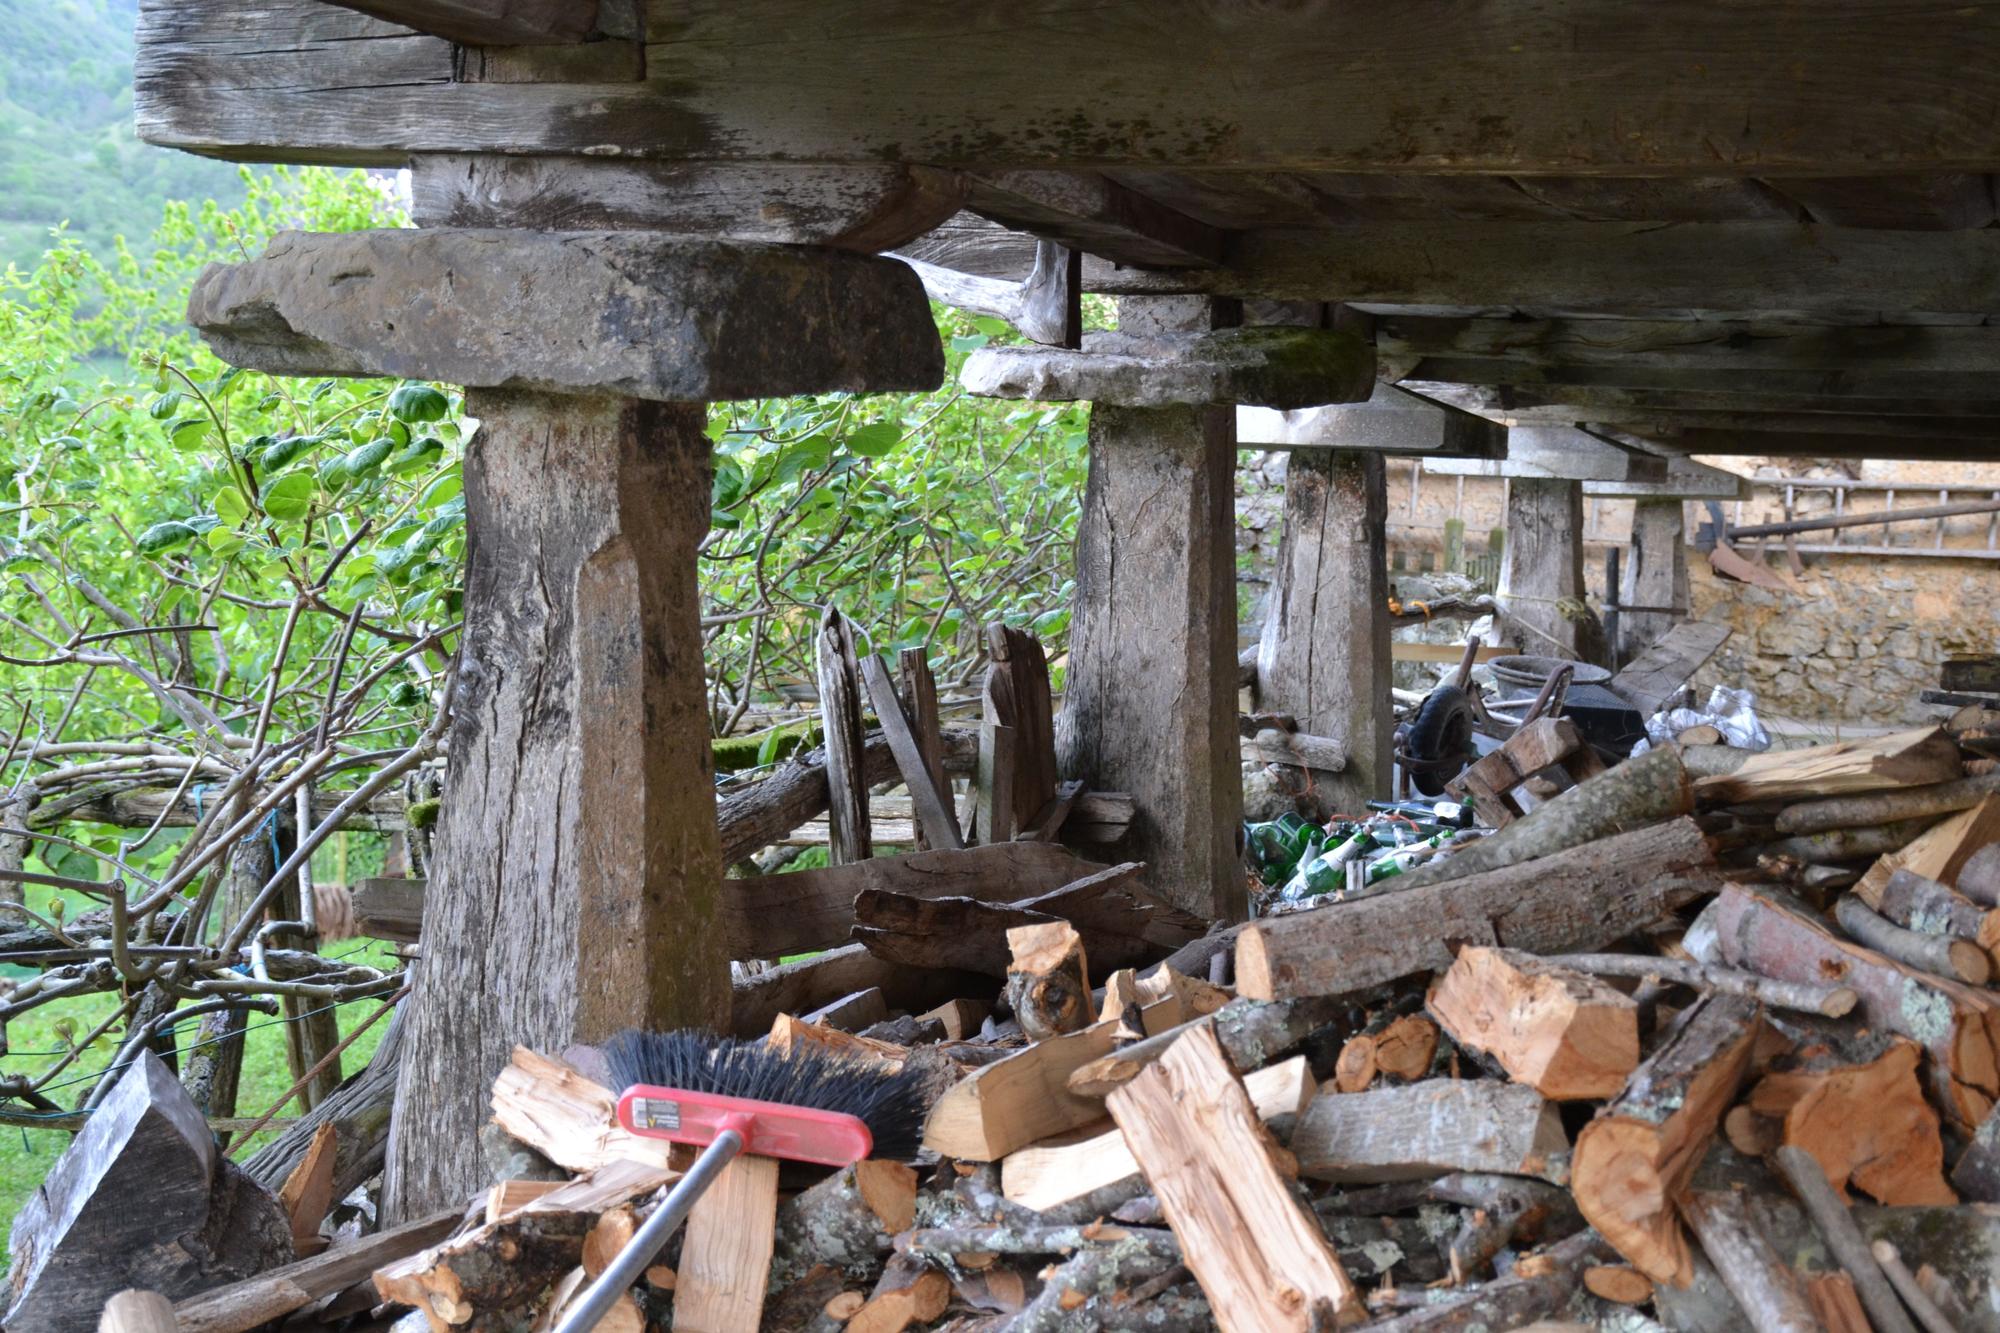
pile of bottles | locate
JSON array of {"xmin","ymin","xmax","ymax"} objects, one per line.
[{"xmin": 1245, "ymin": 799, "xmax": 1484, "ymax": 905}]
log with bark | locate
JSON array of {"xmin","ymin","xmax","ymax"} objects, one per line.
[
  {"xmin": 1747, "ymin": 1030, "xmax": 1955, "ymax": 1206},
  {"xmin": 1680, "ymin": 1190, "xmax": 1819, "ymax": 1333},
  {"xmin": 1771, "ymin": 1144, "xmax": 1919, "ymax": 1333},
  {"xmin": 1236, "ymin": 815, "xmax": 1719, "ymax": 1001},
  {"xmin": 1877, "ymin": 867, "xmax": 2000, "ymax": 967},
  {"xmin": 1853, "ymin": 792, "xmax": 2000, "ymax": 906},
  {"xmin": 1774, "ymin": 769, "xmax": 2000, "ymax": 835},
  {"xmin": 1570, "ymin": 993, "xmax": 1761, "ymax": 1285},
  {"xmin": 1694, "ymin": 725, "xmax": 1962, "ymax": 805},
  {"xmin": 1291, "ymin": 1080, "xmax": 1571, "ymax": 1185},
  {"xmin": 1832, "ymin": 893, "xmax": 1992, "ymax": 983},
  {"xmin": 1005, "ymin": 921, "xmax": 1091, "ymax": 1041}
]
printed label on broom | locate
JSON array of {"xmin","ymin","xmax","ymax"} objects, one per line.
[{"xmin": 631, "ymin": 1097, "xmax": 682, "ymax": 1132}]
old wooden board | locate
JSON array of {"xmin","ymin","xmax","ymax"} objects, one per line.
[{"xmin": 1609, "ymin": 621, "xmax": 1733, "ymax": 717}]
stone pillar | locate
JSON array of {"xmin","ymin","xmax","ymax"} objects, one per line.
[
  {"xmin": 1499, "ymin": 476, "xmax": 1608, "ymax": 665},
  {"xmin": 1619, "ymin": 498, "xmax": 1689, "ymax": 662},
  {"xmin": 1256, "ymin": 450, "xmax": 1392, "ymax": 819},
  {"xmin": 186, "ymin": 228, "xmax": 943, "ymax": 1216}
]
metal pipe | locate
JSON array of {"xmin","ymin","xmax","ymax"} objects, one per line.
[{"xmin": 552, "ymin": 1129, "xmax": 745, "ymax": 1333}]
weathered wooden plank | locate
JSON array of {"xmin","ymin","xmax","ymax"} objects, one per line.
[
  {"xmin": 139, "ymin": 1, "xmax": 2000, "ymax": 176},
  {"xmin": 1609, "ymin": 621, "xmax": 1732, "ymax": 717},
  {"xmin": 728, "ymin": 943, "xmax": 990, "ymax": 1038},
  {"xmin": 327, "ymin": 0, "xmax": 601, "ymax": 44},
  {"xmin": 856, "ymin": 652, "xmax": 962, "ymax": 851},
  {"xmin": 963, "ymin": 170, "xmax": 1222, "ymax": 269}
]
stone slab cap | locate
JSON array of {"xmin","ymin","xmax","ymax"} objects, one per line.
[
  {"xmin": 960, "ymin": 326, "xmax": 1375, "ymax": 409},
  {"xmin": 188, "ymin": 228, "xmax": 945, "ymax": 401},
  {"xmin": 1237, "ymin": 382, "xmax": 1507, "ymax": 458}
]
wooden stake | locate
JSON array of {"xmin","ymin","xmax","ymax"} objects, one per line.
[
  {"xmin": 673, "ymin": 1155, "xmax": 781, "ymax": 1333},
  {"xmin": 1106, "ymin": 1024, "xmax": 1362, "ymax": 1330}
]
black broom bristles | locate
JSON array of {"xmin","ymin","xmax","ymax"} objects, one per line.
[{"xmin": 601, "ymin": 1028, "xmax": 930, "ymax": 1160}]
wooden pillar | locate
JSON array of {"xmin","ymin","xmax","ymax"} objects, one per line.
[
  {"xmin": 1619, "ymin": 498, "xmax": 1689, "ymax": 663},
  {"xmin": 1057, "ymin": 299, "xmax": 1242, "ymax": 922},
  {"xmin": 1256, "ymin": 449, "xmax": 1392, "ymax": 819},
  {"xmin": 1499, "ymin": 476, "xmax": 1608, "ymax": 665},
  {"xmin": 385, "ymin": 391, "xmax": 728, "ymax": 1218}
]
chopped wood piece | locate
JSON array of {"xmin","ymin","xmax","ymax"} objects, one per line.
[
  {"xmin": 1547, "ymin": 951, "xmax": 1857, "ymax": 1017},
  {"xmin": 1694, "ymin": 725, "xmax": 1962, "ymax": 805},
  {"xmin": 1427, "ymin": 947, "xmax": 1638, "ymax": 1100},
  {"xmin": 1582, "ymin": 1265, "xmax": 1654, "ymax": 1306},
  {"xmin": 1748, "ymin": 1036, "xmax": 1955, "ymax": 1206},
  {"xmin": 1806, "ymin": 1272, "xmax": 1872, "ymax": 1333},
  {"xmin": 1772, "ymin": 1145, "xmax": 1919, "ymax": 1333},
  {"xmin": 276, "ymin": 1123, "xmax": 338, "ymax": 1255},
  {"xmin": 1854, "ymin": 792, "xmax": 2000, "ymax": 906},
  {"xmin": 1333, "ymin": 1014, "xmax": 1440, "ymax": 1093},
  {"xmin": 172, "ymin": 1210, "xmax": 459, "ymax": 1333},
  {"xmin": 1064, "ymin": 995, "xmax": 1340, "ymax": 1099},
  {"xmin": 919, "ymin": 998, "xmax": 989, "ymax": 1041},
  {"xmin": 98, "ymin": 1292, "xmax": 179, "ymax": 1333},
  {"xmin": 922, "ymin": 999, "xmax": 1180, "ymax": 1161},
  {"xmin": 1293, "ymin": 1080, "xmax": 1570, "ymax": 1185},
  {"xmin": 1447, "ymin": 717, "xmax": 1607, "ymax": 829},
  {"xmin": 581, "ymin": 1207, "xmax": 637, "ymax": 1280},
  {"xmin": 1774, "ymin": 771, "xmax": 2000, "ymax": 835},
  {"xmin": 486, "ymin": 1179, "xmax": 568, "ymax": 1225},
  {"xmin": 1003, "ymin": 1056, "xmax": 1315, "ymax": 1214},
  {"xmin": 1723, "ymin": 1104, "xmax": 1782, "ymax": 1157},
  {"xmin": 1237, "ymin": 816, "xmax": 1718, "ymax": 1001},
  {"xmin": 1832, "ymin": 894, "xmax": 1990, "ymax": 984},
  {"xmin": 1106, "ymin": 1025, "xmax": 1362, "ymax": 1330},
  {"xmin": 768, "ymin": 1014, "xmax": 908, "ymax": 1068},
  {"xmin": 846, "ymin": 1254, "xmax": 951, "ymax": 1333},
  {"xmin": 674, "ymin": 1155, "xmax": 780, "ymax": 1333},
  {"xmin": 824, "ymin": 1290, "xmax": 867, "ymax": 1320},
  {"xmin": 770, "ymin": 1161, "xmax": 917, "ymax": 1293},
  {"xmin": 489, "ymin": 1047, "xmax": 676, "ymax": 1176},
  {"xmin": 1681, "ymin": 1190, "xmax": 1819, "ymax": 1333},
  {"xmin": 1707, "ymin": 885, "xmax": 2000, "ymax": 1133},
  {"xmin": 1572, "ymin": 993, "xmax": 1761, "ymax": 1285},
  {"xmin": 1006, "ymin": 920, "xmax": 1091, "ymax": 1041}
]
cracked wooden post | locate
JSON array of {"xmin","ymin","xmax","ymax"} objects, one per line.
[
  {"xmin": 187, "ymin": 228, "xmax": 942, "ymax": 1217},
  {"xmin": 1499, "ymin": 473, "xmax": 1607, "ymax": 665},
  {"xmin": 961, "ymin": 295, "xmax": 1374, "ymax": 920},
  {"xmin": 1256, "ymin": 449, "xmax": 1391, "ymax": 820},
  {"xmin": 1619, "ymin": 498, "xmax": 1688, "ymax": 663}
]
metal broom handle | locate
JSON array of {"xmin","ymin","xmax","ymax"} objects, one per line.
[{"xmin": 551, "ymin": 1128, "xmax": 745, "ymax": 1333}]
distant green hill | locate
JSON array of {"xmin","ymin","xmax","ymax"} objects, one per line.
[{"xmin": 0, "ymin": 0, "xmax": 253, "ymax": 270}]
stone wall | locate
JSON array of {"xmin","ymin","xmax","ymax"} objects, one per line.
[{"xmin": 1235, "ymin": 451, "xmax": 2000, "ymax": 725}]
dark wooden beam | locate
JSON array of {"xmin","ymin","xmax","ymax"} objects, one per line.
[
  {"xmin": 325, "ymin": 0, "xmax": 602, "ymax": 45},
  {"xmin": 1638, "ymin": 427, "xmax": 2000, "ymax": 463},
  {"xmin": 1403, "ymin": 380, "xmax": 2000, "ymax": 423},
  {"xmin": 1091, "ymin": 223, "xmax": 2000, "ymax": 321},
  {"xmin": 138, "ymin": 1, "xmax": 2000, "ymax": 175},
  {"xmin": 962, "ymin": 171, "xmax": 1223, "ymax": 269}
]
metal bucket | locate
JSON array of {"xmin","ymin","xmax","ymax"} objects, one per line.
[{"xmin": 1488, "ymin": 654, "xmax": 1611, "ymax": 702}]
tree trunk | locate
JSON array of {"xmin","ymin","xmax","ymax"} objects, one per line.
[{"xmin": 386, "ymin": 392, "xmax": 730, "ymax": 1221}]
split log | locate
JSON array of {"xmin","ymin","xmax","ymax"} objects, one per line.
[
  {"xmin": 1953, "ymin": 1102, "xmax": 2000, "ymax": 1202},
  {"xmin": 1807, "ymin": 1273, "xmax": 1872, "ymax": 1333},
  {"xmin": 1063, "ymin": 995, "xmax": 1343, "ymax": 1099},
  {"xmin": 1706, "ymin": 884, "xmax": 2000, "ymax": 1133},
  {"xmin": 1571, "ymin": 993, "xmax": 1761, "ymax": 1285},
  {"xmin": 1748, "ymin": 1034, "xmax": 1954, "ymax": 1206},
  {"xmin": 1694, "ymin": 725, "xmax": 1962, "ymax": 805},
  {"xmin": 373, "ymin": 1160, "xmax": 671, "ymax": 1333},
  {"xmin": 1002, "ymin": 1057, "xmax": 1314, "ymax": 1215},
  {"xmin": 98, "ymin": 1293, "xmax": 178, "ymax": 1333},
  {"xmin": 768, "ymin": 1015, "xmax": 907, "ymax": 1068},
  {"xmin": 1399, "ymin": 744, "xmax": 1692, "ymax": 890},
  {"xmin": 1006, "ymin": 922, "xmax": 1091, "ymax": 1041},
  {"xmin": 1291, "ymin": 1080, "xmax": 1570, "ymax": 1185},
  {"xmin": 1771, "ymin": 1145, "xmax": 1919, "ymax": 1333},
  {"xmin": 277, "ymin": 1124, "xmax": 338, "ymax": 1254},
  {"xmin": 1774, "ymin": 770, "xmax": 2000, "ymax": 835},
  {"xmin": 920, "ymin": 998, "xmax": 989, "ymax": 1041},
  {"xmin": 730, "ymin": 943, "xmax": 990, "ymax": 1038},
  {"xmin": 170, "ymin": 1210, "xmax": 460, "ymax": 1333},
  {"xmin": 487, "ymin": 1180, "xmax": 567, "ymax": 1224},
  {"xmin": 1764, "ymin": 815, "xmax": 1943, "ymax": 864},
  {"xmin": 1832, "ymin": 894, "xmax": 1990, "ymax": 984},
  {"xmin": 1680, "ymin": 1191, "xmax": 1819, "ymax": 1333},
  {"xmin": 770, "ymin": 1160, "xmax": 917, "ymax": 1292},
  {"xmin": 1426, "ymin": 947, "xmax": 1638, "ymax": 1100},
  {"xmin": 1854, "ymin": 792, "xmax": 2000, "ymax": 905},
  {"xmin": 1331, "ymin": 1013, "xmax": 1439, "ymax": 1093},
  {"xmin": 1878, "ymin": 868, "xmax": 2000, "ymax": 965},
  {"xmin": 1236, "ymin": 815, "xmax": 1719, "ymax": 1001},
  {"xmin": 845, "ymin": 1253, "xmax": 951, "ymax": 1333},
  {"xmin": 675, "ymin": 1155, "xmax": 780, "ymax": 1333},
  {"xmin": 922, "ymin": 999, "xmax": 1181, "ymax": 1161},
  {"xmin": 488, "ymin": 1047, "xmax": 676, "ymax": 1175},
  {"xmin": 1105, "ymin": 1024, "xmax": 1363, "ymax": 1331},
  {"xmin": 1583, "ymin": 1265, "xmax": 1656, "ymax": 1306},
  {"xmin": 5, "ymin": 1052, "xmax": 293, "ymax": 1333}
]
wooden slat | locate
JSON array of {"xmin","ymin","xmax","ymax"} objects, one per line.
[
  {"xmin": 1608, "ymin": 622, "xmax": 1732, "ymax": 717},
  {"xmin": 141, "ymin": 0, "xmax": 2000, "ymax": 176},
  {"xmin": 327, "ymin": 0, "xmax": 601, "ymax": 44}
]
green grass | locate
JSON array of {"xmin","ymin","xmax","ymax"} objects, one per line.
[{"xmin": 0, "ymin": 877, "xmax": 399, "ymax": 1253}]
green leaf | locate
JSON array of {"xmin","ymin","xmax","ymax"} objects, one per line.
[
  {"xmin": 134, "ymin": 520, "xmax": 199, "ymax": 554},
  {"xmin": 148, "ymin": 391, "xmax": 184, "ymax": 420},
  {"xmin": 386, "ymin": 436, "xmax": 443, "ymax": 477},
  {"xmin": 168, "ymin": 418, "xmax": 212, "ymax": 451},
  {"xmin": 261, "ymin": 434, "xmax": 316, "ymax": 471},
  {"xmin": 212, "ymin": 486, "xmax": 248, "ymax": 526},
  {"xmin": 950, "ymin": 333, "xmax": 989, "ymax": 353},
  {"xmin": 345, "ymin": 437, "xmax": 395, "ymax": 478},
  {"xmin": 263, "ymin": 472, "xmax": 316, "ymax": 522},
  {"xmin": 971, "ymin": 316, "xmax": 1011, "ymax": 337},
  {"xmin": 420, "ymin": 471, "xmax": 462, "ymax": 509},
  {"xmin": 844, "ymin": 422, "xmax": 903, "ymax": 458},
  {"xmin": 388, "ymin": 383, "xmax": 451, "ymax": 424},
  {"xmin": 204, "ymin": 529, "xmax": 246, "ymax": 557}
]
